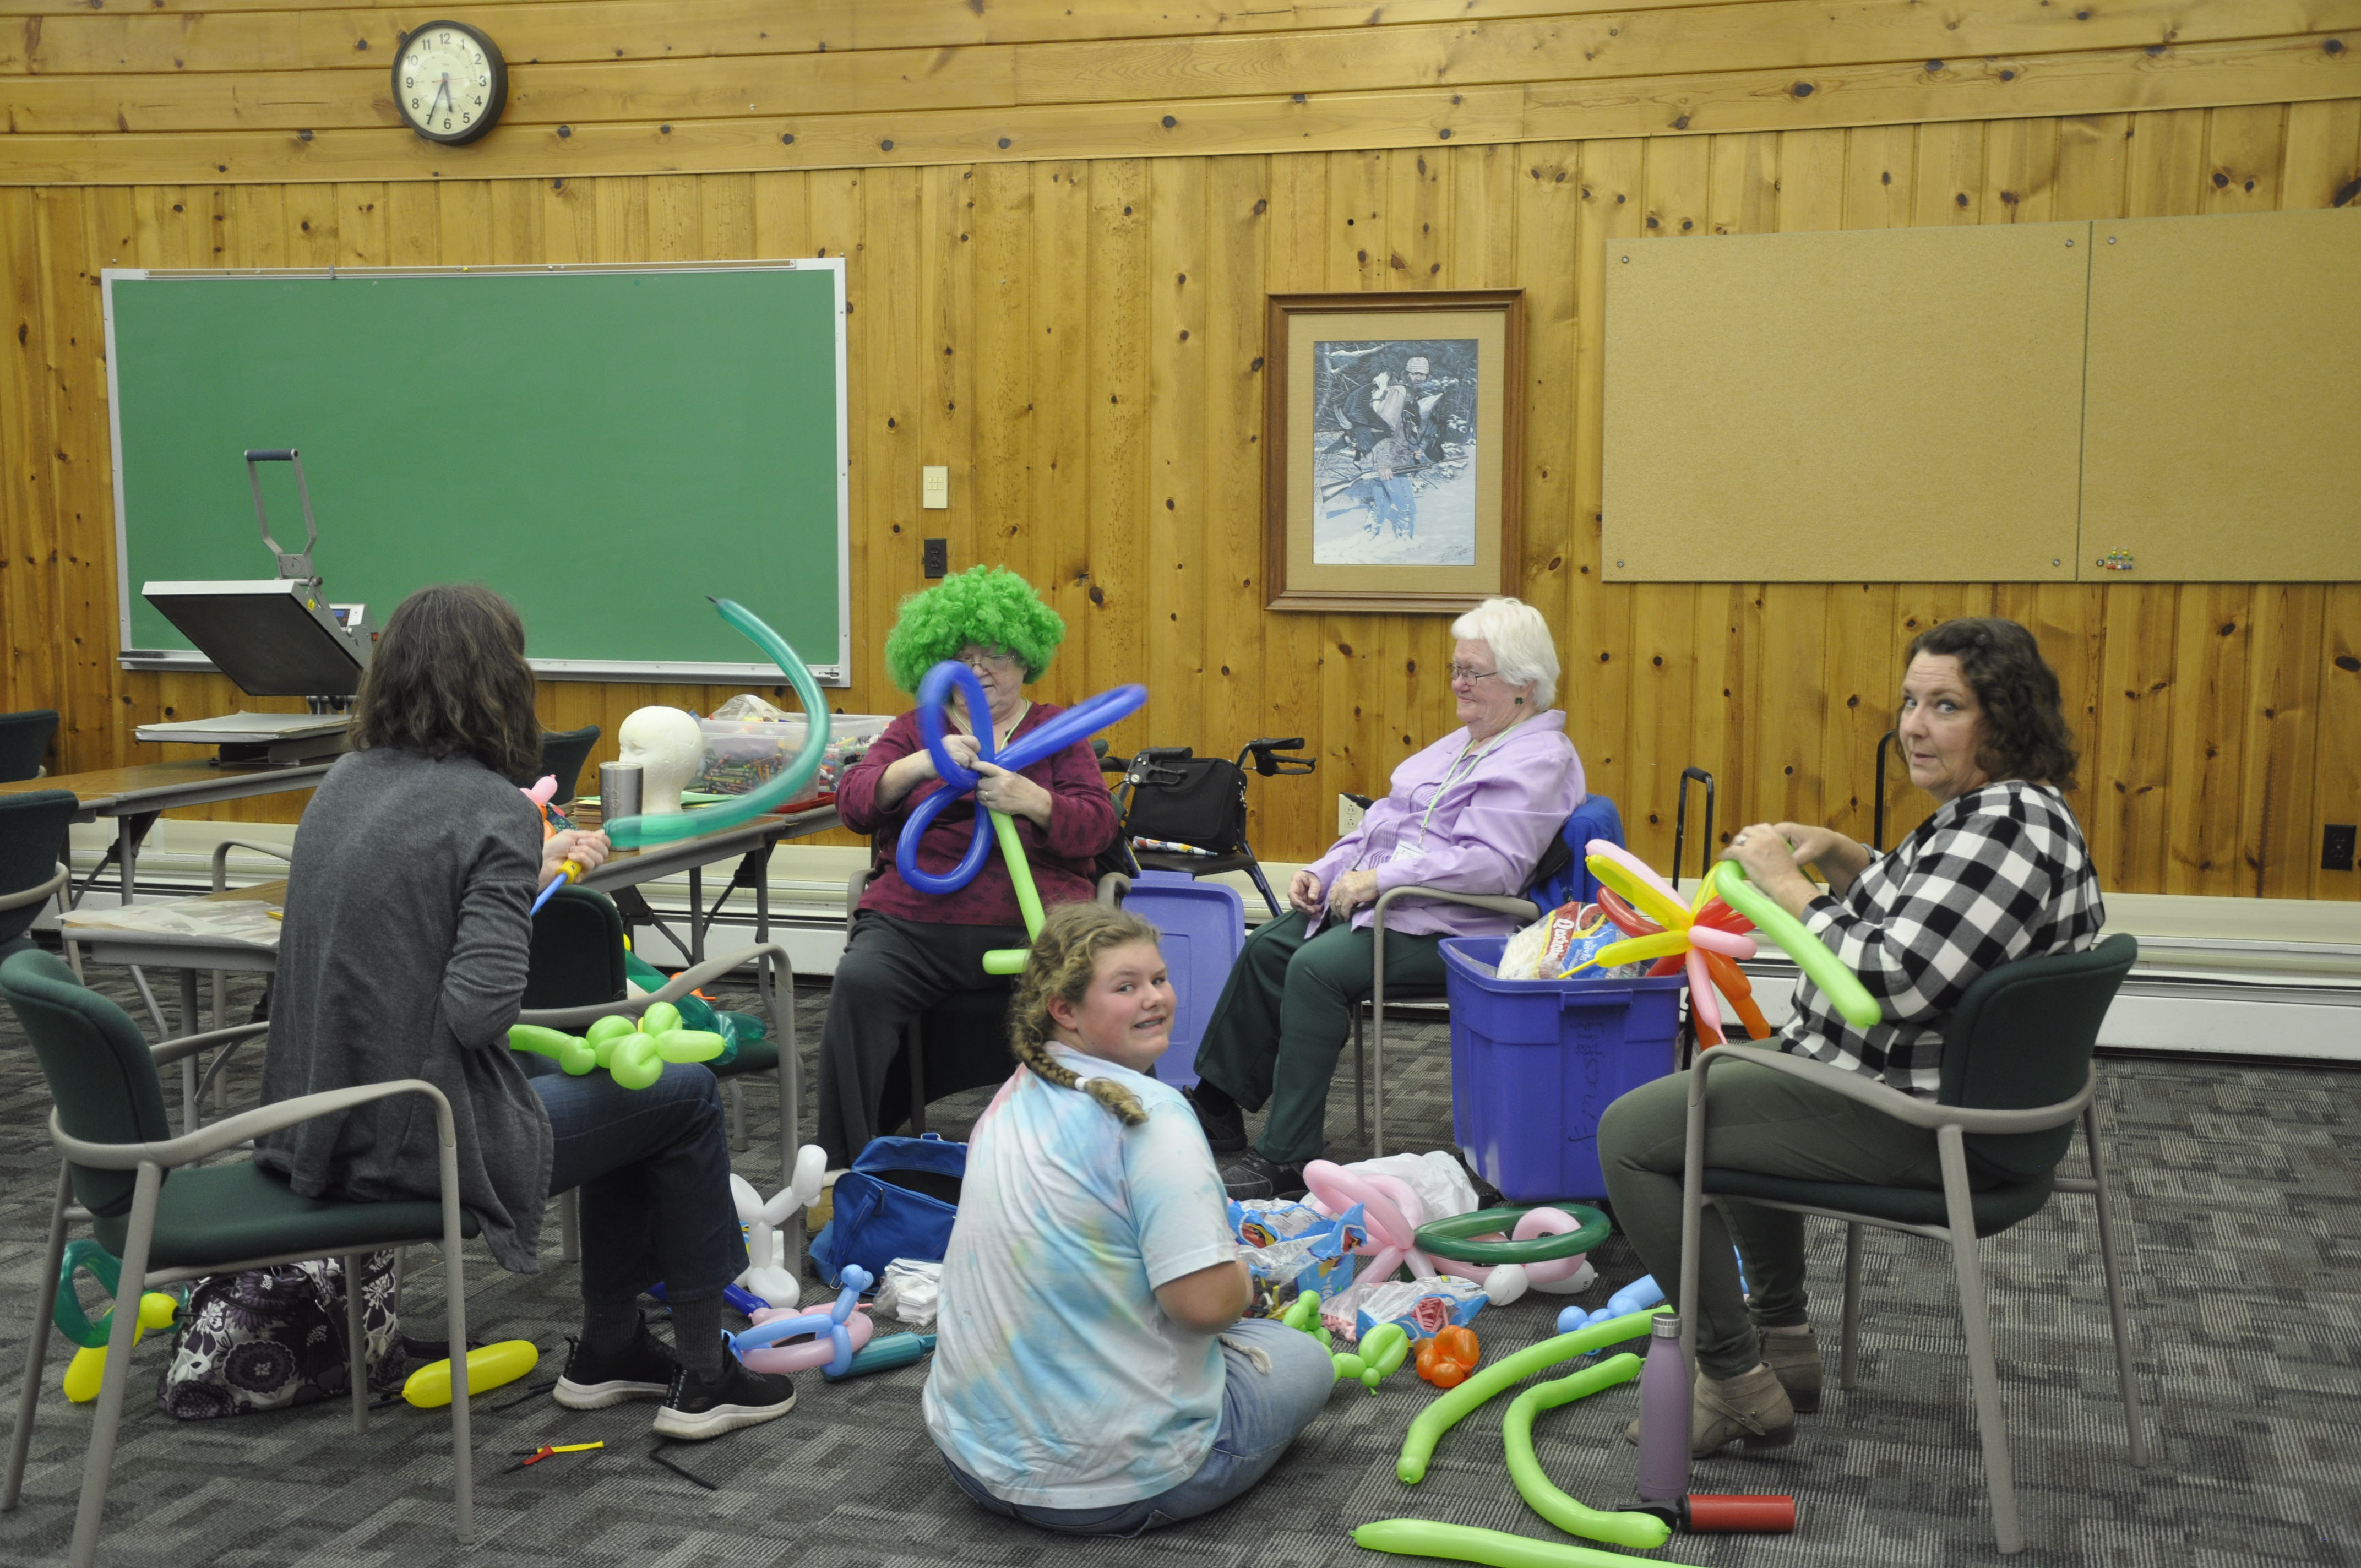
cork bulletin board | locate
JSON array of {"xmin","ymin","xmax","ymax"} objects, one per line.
[
  {"xmin": 2079, "ymin": 208, "xmax": 2360, "ymax": 583},
  {"xmin": 1601, "ymin": 222, "xmax": 2090, "ymax": 584}
]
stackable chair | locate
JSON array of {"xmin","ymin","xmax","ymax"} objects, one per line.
[
  {"xmin": 518, "ymin": 884, "xmax": 797, "ymax": 1259},
  {"xmin": 1, "ymin": 948, "xmax": 481, "ymax": 1566},
  {"xmin": 1357, "ymin": 792, "xmax": 1625, "ymax": 1155},
  {"xmin": 844, "ymin": 860, "xmax": 1130, "ymax": 1135},
  {"xmin": 1675, "ymin": 932, "xmax": 2145, "ymax": 1555},
  {"xmin": 1, "ymin": 790, "xmax": 77, "ymax": 962},
  {"xmin": 536, "ymin": 724, "xmax": 602, "ymax": 808},
  {"xmin": 0, "ymin": 707, "xmax": 58, "ymax": 782}
]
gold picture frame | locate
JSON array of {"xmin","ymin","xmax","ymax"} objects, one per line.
[{"xmin": 1262, "ymin": 290, "xmax": 1524, "ymax": 613}]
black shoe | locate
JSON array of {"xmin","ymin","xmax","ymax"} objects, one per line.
[
  {"xmin": 1219, "ymin": 1149, "xmax": 1307, "ymax": 1201},
  {"xmin": 1184, "ymin": 1085, "xmax": 1248, "ymax": 1154},
  {"xmin": 652, "ymin": 1359, "xmax": 797, "ymax": 1440},
  {"xmin": 553, "ymin": 1321, "xmax": 677, "ymax": 1411}
]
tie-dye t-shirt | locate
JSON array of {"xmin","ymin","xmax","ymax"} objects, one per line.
[{"xmin": 922, "ymin": 1044, "xmax": 1238, "ymax": 1507}]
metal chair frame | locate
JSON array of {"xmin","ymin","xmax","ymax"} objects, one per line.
[
  {"xmin": 1677, "ymin": 1042, "xmax": 2147, "ymax": 1555},
  {"xmin": 3, "ymin": 1013, "xmax": 476, "ymax": 1567}
]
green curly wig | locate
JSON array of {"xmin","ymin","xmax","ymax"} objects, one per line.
[{"xmin": 883, "ymin": 565, "xmax": 1067, "ymax": 695}]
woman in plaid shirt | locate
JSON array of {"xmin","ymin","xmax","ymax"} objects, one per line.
[{"xmin": 1599, "ymin": 617, "xmax": 2104, "ymax": 1458}]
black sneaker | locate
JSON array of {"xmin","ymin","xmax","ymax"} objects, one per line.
[
  {"xmin": 553, "ymin": 1321, "xmax": 677, "ymax": 1411},
  {"xmin": 651, "ymin": 1359, "xmax": 797, "ymax": 1440},
  {"xmin": 1183, "ymin": 1085, "xmax": 1248, "ymax": 1154},
  {"xmin": 1219, "ymin": 1149, "xmax": 1307, "ymax": 1201}
]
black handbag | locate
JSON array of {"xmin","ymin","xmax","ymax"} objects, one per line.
[{"xmin": 1122, "ymin": 756, "xmax": 1245, "ymax": 850}]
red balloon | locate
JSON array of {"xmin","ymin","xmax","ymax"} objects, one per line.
[{"xmin": 1596, "ymin": 886, "xmax": 1661, "ymax": 938}]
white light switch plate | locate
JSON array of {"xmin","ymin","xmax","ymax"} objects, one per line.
[{"xmin": 922, "ymin": 466, "xmax": 949, "ymax": 509}]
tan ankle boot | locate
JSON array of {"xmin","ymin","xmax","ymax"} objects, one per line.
[
  {"xmin": 1759, "ymin": 1324, "xmax": 1823, "ymax": 1413},
  {"xmin": 1690, "ymin": 1363, "xmax": 1795, "ymax": 1455},
  {"xmin": 1623, "ymin": 1362, "xmax": 1796, "ymax": 1456}
]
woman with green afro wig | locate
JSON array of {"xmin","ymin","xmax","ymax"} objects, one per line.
[
  {"xmin": 818, "ymin": 564, "xmax": 1120, "ymax": 1166},
  {"xmin": 884, "ymin": 565, "xmax": 1067, "ymax": 693}
]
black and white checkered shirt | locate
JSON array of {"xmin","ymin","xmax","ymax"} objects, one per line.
[{"xmin": 1778, "ymin": 781, "xmax": 2106, "ymax": 1098}]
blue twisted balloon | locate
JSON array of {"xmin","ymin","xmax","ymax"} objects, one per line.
[{"xmin": 894, "ymin": 660, "xmax": 1146, "ymax": 899}]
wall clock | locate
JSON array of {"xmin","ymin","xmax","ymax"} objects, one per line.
[{"xmin": 391, "ymin": 21, "xmax": 507, "ymax": 146}]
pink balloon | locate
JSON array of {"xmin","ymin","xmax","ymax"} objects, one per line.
[
  {"xmin": 1685, "ymin": 946, "xmax": 1723, "ymax": 1041},
  {"xmin": 1303, "ymin": 1161, "xmax": 1436, "ymax": 1283},
  {"xmin": 1687, "ymin": 923, "xmax": 1756, "ymax": 960},
  {"xmin": 1513, "ymin": 1207, "xmax": 1590, "ymax": 1287},
  {"xmin": 738, "ymin": 1303, "xmax": 873, "ymax": 1374}
]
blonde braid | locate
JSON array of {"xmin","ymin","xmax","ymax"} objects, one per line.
[{"xmin": 1007, "ymin": 903, "xmax": 1161, "ymax": 1126}]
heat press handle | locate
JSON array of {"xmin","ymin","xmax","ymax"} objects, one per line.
[{"xmin": 243, "ymin": 449, "xmax": 298, "ymax": 462}]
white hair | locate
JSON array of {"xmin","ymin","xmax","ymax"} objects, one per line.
[{"xmin": 1449, "ymin": 596, "xmax": 1559, "ymax": 709}]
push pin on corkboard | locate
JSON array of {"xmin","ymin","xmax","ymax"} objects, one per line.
[{"xmin": 2096, "ymin": 548, "xmax": 2135, "ymax": 573}]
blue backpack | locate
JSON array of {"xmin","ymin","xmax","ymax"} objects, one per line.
[
  {"xmin": 1525, "ymin": 793, "xmax": 1626, "ymax": 912},
  {"xmin": 809, "ymin": 1132, "xmax": 966, "ymax": 1288}
]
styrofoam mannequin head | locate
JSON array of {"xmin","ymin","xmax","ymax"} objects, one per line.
[{"xmin": 617, "ymin": 706, "xmax": 704, "ymax": 813}]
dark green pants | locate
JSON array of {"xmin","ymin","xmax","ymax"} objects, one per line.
[
  {"xmin": 1598, "ymin": 1057, "xmax": 1954, "ymax": 1379},
  {"xmin": 1192, "ymin": 909, "xmax": 1446, "ymax": 1166}
]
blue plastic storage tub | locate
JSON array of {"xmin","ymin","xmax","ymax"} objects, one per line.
[
  {"xmin": 1117, "ymin": 870, "xmax": 1244, "ymax": 1087},
  {"xmin": 1439, "ymin": 936, "xmax": 1684, "ymax": 1201}
]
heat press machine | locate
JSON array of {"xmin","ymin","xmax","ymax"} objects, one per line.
[{"xmin": 135, "ymin": 449, "xmax": 374, "ymax": 767}]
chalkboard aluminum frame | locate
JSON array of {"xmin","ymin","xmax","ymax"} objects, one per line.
[{"xmin": 100, "ymin": 258, "xmax": 853, "ymax": 686}]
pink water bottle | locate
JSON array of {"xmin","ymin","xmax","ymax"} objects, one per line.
[{"xmin": 1635, "ymin": 1313, "xmax": 1690, "ymax": 1507}]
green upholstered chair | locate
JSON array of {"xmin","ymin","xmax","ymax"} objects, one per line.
[
  {"xmin": 0, "ymin": 708, "xmax": 58, "ymax": 783},
  {"xmin": 1675, "ymin": 932, "xmax": 2145, "ymax": 1555},
  {"xmin": 520, "ymin": 884, "xmax": 795, "ymax": 1166},
  {"xmin": 0, "ymin": 790, "xmax": 77, "ymax": 960},
  {"xmin": 0, "ymin": 947, "xmax": 482, "ymax": 1567},
  {"xmin": 535, "ymin": 724, "xmax": 602, "ymax": 808}
]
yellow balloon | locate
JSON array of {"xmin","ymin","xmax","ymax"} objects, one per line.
[
  {"xmin": 1584, "ymin": 930, "xmax": 1688, "ymax": 971},
  {"xmin": 61, "ymin": 1294, "xmax": 176, "ymax": 1404},
  {"xmin": 401, "ymin": 1339, "xmax": 539, "ymax": 1409},
  {"xmin": 1585, "ymin": 857, "xmax": 1691, "ymax": 933}
]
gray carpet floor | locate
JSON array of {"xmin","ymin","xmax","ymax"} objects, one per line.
[{"xmin": 1, "ymin": 956, "xmax": 2356, "ymax": 1566}]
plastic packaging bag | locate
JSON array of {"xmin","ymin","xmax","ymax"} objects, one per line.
[
  {"xmin": 1353, "ymin": 1276, "xmax": 1490, "ymax": 1343},
  {"xmin": 1230, "ymin": 1198, "xmax": 1364, "ymax": 1316},
  {"xmin": 874, "ymin": 1259, "xmax": 943, "ymax": 1329}
]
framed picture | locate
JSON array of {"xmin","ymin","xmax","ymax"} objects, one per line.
[{"xmin": 1261, "ymin": 290, "xmax": 1524, "ymax": 614}]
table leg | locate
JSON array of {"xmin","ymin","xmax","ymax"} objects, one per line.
[
  {"xmin": 687, "ymin": 865, "xmax": 705, "ymax": 966},
  {"xmin": 178, "ymin": 970, "xmax": 204, "ymax": 1131}
]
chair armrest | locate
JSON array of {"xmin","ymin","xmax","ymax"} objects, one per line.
[
  {"xmin": 50, "ymin": 1077, "xmax": 456, "ymax": 1170},
  {"xmin": 211, "ymin": 838, "xmax": 293, "ymax": 893},
  {"xmin": 1096, "ymin": 872, "xmax": 1130, "ymax": 907},
  {"xmin": 1691, "ymin": 1041, "xmax": 2094, "ymax": 1135},
  {"xmin": 1371, "ymin": 885, "xmax": 1541, "ymax": 928},
  {"xmin": 845, "ymin": 866, "xmax": 872, "ymax": 933},
  {"xmin": 0, "ymin": 862, "xmax": 68, "ymax": 912},
  {"xmin": 516, "ymin": 941, "xmax": 795, "ymax": 1031},
  {"xmin": 149, "ymin": 1019, "xmax": 273, "ymax": 1067}
]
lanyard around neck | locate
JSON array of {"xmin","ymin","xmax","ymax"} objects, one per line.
[{"xmin": 1414, "ymin": 717, "xmax": 1526, "ymax": 844}]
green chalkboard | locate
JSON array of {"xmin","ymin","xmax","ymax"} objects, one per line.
[{"xmin": 102, "ymin": 262, "xmax": 848, "ymax": 680}]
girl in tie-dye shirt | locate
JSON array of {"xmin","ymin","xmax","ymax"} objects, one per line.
[{"xmin": 924, "ymin": 905, "xmax": 1335, "ymax": 1536}]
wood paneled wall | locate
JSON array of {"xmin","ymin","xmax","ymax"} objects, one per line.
[{"xmin": 3, "ymin": 3, "xmax": 2358, "ymax": 899}]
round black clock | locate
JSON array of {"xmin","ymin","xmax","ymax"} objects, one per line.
[{"xmin": 391, "ymin": 21, "xmax": 507, "ymax": 146}]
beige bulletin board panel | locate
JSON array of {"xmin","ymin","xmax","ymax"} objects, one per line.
[
  {"xmin": 2079, "ymin": 209, "xmax": 2361, "ymax": 582},
  {"xmin": 1601, "ymin": 223, "xmax": 2089, "ymax": 582}
]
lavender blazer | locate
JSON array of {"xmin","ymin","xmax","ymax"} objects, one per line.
[{"xmin": 1305, "ymin": 710, "xmax": 1585, "ymax": 939}]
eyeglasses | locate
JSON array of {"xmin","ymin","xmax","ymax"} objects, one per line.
[
  {"xmin": 1448, "ymin": 665, "xmax": 1505, "ymax": 684},
  {"xmin": 957, "ymin": 647, "xmax": 1019, "ymax": 673}
]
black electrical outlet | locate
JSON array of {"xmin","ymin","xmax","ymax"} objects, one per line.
[
  {"xmin": 923, "ymin": 537, "xmax": 948, "ymax": 579},
  {"xmin": 2325, "ymin": 824, "xmax": 2357, "ymax": 873}
]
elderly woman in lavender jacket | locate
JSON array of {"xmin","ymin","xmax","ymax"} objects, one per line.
[{"xmin": 1188, "ymin": 597, "xmax": 1586, "ymax": 1199}]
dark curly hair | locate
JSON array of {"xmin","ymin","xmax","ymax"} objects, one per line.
[
  {"xmin": 351, "ymin": 584, "xmax": 543, "ymax": 782},
  {"xmin": 1905, "ymin": 617, "xmax": 2079, "ymax": 792}
]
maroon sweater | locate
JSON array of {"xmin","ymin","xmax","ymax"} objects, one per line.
[{"xmin": 840, "ymin": 703, "xmax": 1119, "ymax": 928}]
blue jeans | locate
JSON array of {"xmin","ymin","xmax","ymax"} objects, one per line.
[
  {"xmin": 522, "ymin": 1056, "xmax": 747, "ymax": 1306},
  {"xmin": 941, "ymin": 1317, "xmax": 1336, "ymax": 1536}
]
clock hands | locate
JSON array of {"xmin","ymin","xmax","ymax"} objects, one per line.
[{"xmin": 428, "ymin": 75, "xmax": 454, "ymax": 128}]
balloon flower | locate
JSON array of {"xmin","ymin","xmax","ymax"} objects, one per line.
[
  {"xmin": 1568, "ymin": 840, "xmax": 1769, "ymax": 1046},
  {"xmin": 898, "ymin": 660, "xmax": 1146, "ymax": 975}
]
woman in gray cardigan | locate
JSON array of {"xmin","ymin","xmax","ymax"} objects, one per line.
[{"xmin": 254, "ymin": 584, "xmax": 793, "ymax": 1441}]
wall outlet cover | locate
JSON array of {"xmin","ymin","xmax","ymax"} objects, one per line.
[
  {"xmin": 923, "ymin": 537, "xmax": 948, "ymax": 579},
  {"xmin": 2325, "ymin": 824, "xmax": 2357, "ymax": 873}
]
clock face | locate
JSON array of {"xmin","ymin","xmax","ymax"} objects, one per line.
[{"xmin": 393, "ymin": 21, "xmax": 507, "ymax": 145}]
